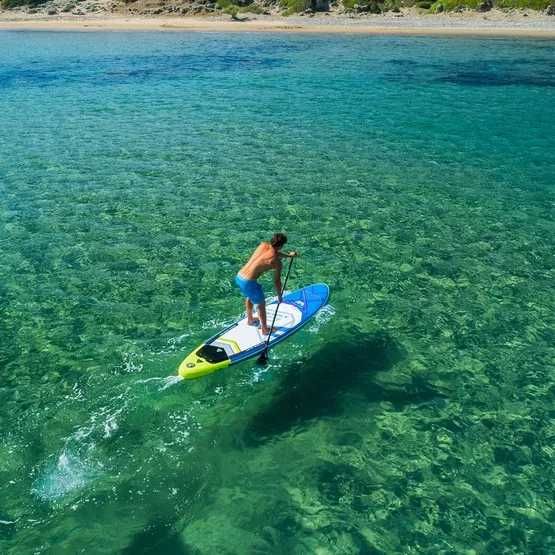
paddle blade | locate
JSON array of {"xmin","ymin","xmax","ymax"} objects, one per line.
[{"xmin": 257, "ymin": 350, "xmax": 269, "ymax": 365}]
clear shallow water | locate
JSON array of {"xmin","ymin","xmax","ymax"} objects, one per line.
[{"xmin": 0, "ymin": 30, "xmax": 554, "ymax": 553}]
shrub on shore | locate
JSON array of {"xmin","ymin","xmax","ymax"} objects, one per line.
[
  {"xmin": 1, "ymin": 0, "xmax": 42, "ymax": 8},
  {"xmin": 344, "ymin": 0, "xmax": 411, "ymax": 11},
  {"xmin": 430, "ymin": 0, "xmax": 478, "ymax": 10},
  {"xmin": 495, "ymin": 0, "xmax": 550, "ymax": 8},
  {"xmin": 217, "ymin": 0, "xmax": 266, "ymax": 13},
  {"xmin": 430, "ymin": 0, "xmax": 549, "ymax": 9},
  {"xmin": 281, "ymin": 0, "xmax": 310, "ymax": 13}
]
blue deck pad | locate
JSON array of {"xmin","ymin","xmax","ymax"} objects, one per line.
[{"xmin": 284, "ymin": 283, "xmax": 330, "ymax": 320}]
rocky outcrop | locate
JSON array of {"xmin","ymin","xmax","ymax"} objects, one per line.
[
  {"xmin": 476, "ymin": 0, "xmax": 492, "ymax": 12},
  {"xmin": 311, "ymin": 0, "xmax": 328, "ymax": 10}
]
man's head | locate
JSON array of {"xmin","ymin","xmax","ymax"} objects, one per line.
[{"xmin": 270, "ymin": 233, "xmax": 287, "ymax": 250}]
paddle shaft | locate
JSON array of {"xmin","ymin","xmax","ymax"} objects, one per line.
[{"xmin": 262, "ymin": 255, "xmax": 294, "ymax": 356}]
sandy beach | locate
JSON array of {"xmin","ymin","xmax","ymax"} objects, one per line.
[{"xmin": 1, "ymin": 10, "xmax": 555, "ymax": 37}]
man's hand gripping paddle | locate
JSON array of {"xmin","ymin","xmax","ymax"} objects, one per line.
[{"xmin": 257, "ymin": 255, "xmax": 295, "ymax": 365}]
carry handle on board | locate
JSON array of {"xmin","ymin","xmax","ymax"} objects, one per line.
[{"xmin": 257, "ymin": 255, "xmax": 295, "ymax": 365}]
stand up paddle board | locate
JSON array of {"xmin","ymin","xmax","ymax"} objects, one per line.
[{"xmin": 178, "ymin": 283, "xmax": 329, "ymax": 379}]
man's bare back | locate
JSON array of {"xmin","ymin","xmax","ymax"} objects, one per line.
[{"xmin": 238, "ymin": 242, "xmax": 281, "ymax": 281}]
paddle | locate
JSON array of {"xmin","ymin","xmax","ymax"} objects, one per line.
[{"xmin": 257, "ymin": 254, "xmax": 295, "ymax": 365}]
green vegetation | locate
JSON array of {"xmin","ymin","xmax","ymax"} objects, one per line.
[
  {"xmin": 0, "ymin": 0, "xmax": 551, "ymax": 12},
  {"xmin": 330, "ymin": 0, "xmax": 551, "ymax": 11},
  {"xmin": 430, "ymin": 0, "xmax": 481, "ymax": 9},
  {"xmin": 238, "ymin": 2, "xmax": 266, "ymax": 12},
  {"xmin": 216, "ymin": 0, "xmax": 266, "ymax": 14},
  {"xmin": 1, "ymin": 0, "xmax": 44, "ymax": 8},
  {"xmin": 263, "ymin": 0, "xmax": 553, "ymax": 12},
  {"xmin": 495, "ymin": 0, "xmax": 550, "ymax": 8},
  {"xmin": 280, "ymin": 0, "xmax": 310, "ymax": 14},
  {"xmin": 382, "ymin": 0, "xmax": 403, "ymax": 9},
  {"xmin": 342, "ymin": 0, "xmax": 385, "ymax": 11},
  {"xmin": 430, "ymin": 0, "xmax": 549, "ymax": 10}
]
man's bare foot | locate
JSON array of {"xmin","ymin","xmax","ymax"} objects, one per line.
[
  {"xmin": 260, "ymin": 326, "xmax": 270, "ymax": 336},
  {"xmin": 247, "ymin": 318, "xmax": 260, "ymax": 327}
]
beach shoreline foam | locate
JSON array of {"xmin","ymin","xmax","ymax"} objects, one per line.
[{"xmin": 1, "ymin": 10, "xmax": 555, "ymax": 36}]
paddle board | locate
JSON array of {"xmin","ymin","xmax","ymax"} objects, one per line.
[{"xmin": 178, "ymin": 283, "xmax": 329, "ymax": 379}]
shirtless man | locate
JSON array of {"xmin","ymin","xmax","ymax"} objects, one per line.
[{"xmin": 235, "ymin": 233, "xmax": 298, "ymax": 335}]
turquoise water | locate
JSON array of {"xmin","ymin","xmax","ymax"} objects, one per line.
[{"xmin": 0, "ymin": 30, "xmax": 554, "ymax": 553}]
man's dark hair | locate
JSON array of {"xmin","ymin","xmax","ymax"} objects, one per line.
[{"xmin": 270, "ymin": 233, "xmax": 287, "ymax": 249}]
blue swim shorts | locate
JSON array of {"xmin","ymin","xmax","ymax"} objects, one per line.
[{"xmin": 235, "ymin": 274, "xmax": 265, "ymax": 305}]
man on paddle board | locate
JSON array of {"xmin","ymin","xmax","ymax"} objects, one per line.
[{"xmin": 235, "ymin": 233, "xmax": 298, "ymax": 335}]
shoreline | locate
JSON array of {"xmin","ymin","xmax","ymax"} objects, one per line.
[{"xmin": 1, "ymin": 12, "xmax": 555, "ymax": 36}]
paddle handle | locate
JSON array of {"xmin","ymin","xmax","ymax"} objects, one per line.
[{"xmin": 263, "ymin": 256, "xmax": 294, "ymax": 352}]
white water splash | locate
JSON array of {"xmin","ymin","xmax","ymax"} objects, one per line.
[
  {"xmin": 136, "ymin": 374, "xmax": 183, "ymax": 391},
  {"xmin": 32, "ymin": 389, "xmax": 131, "ymax": 501},
  {"xmin": 103, "ymin": 413, "xmax": 119, "ymax": 439},
  {"xmin": 166, "ymin": 331, "xmax": 193, "ymax": 349},
  {"xmin": 119, "ymin": 352, "xmax": 144, "ymax": 374},
  {"xmin": 249, "ymin": 365, "xmax": 273, "ymax": 384},
  {"xmin": 33, "ymin": 450, "xmax": 100, "ymax": 501},
  {"xmin": 150, "ymin": 331, "xmax": 195, "ymax": 356},
  {"xmin": 32, "ymin": 353, "xmax": 189, "ymax": 503},
  {"xmin": 201, "ymin": 315, "xmax": 237, "ymax": 330},
  {"xmin": 307, "ymin": 304, "xmax": 336, "ymax": 333},
  {"xmin": 158, "ymin": 375, "xmax": 183, "ymax": 391}
]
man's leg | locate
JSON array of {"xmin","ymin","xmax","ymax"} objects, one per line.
[
  {"xmin": 246, "ymin": 298, "xmax": 255, "ymax": 325},
  {"xmin": 258, "ymin": 301, "xmax": 270, "ymax": 335}
]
